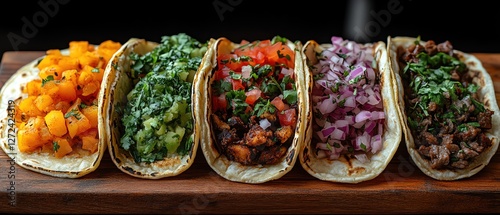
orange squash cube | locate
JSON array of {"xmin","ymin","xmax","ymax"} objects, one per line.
[
  {"xmin": 45, "ymin": 110, "xmax": 67, "ymax": 137},
  {"xmin": 53, "ymin": 138, "xmax": 73, "ymax": 158}
]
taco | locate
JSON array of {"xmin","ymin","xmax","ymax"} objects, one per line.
[
  {"xmin": 299, "ymin": 37, "xmax": 402, "ymax": 183},
  {"xmin": 0, "ymin": 40, "xmax": 121, "ymax": 178},
  {"xmin": 388, "ymin": 36, "xmax": 500, "ymax": 180},
  {"xmin": 194, "ymin": 36, "xmax": 308, "ymax": 183},
  {"xmin": 102, "ymin": 34, "xmax": 209, "ymax": 179}
]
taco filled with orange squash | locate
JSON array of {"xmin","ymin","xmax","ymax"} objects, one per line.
[
  {"xmin": 0, "ymin": 40, "xmax": 121, "ymax": 178},
  {"xmin": 388, "ymin": 36, "xmax": 500, "ymax": 180},
  {"xmin": 194, "ymin": 36, "xmax": 309, "ymax": 183}
]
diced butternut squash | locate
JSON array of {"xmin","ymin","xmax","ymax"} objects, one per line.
[
  {"xmin": 39, "ymin": 66, "xmax": 62, "ymax": 80},
  {"xmin": 40, "ymin": 81, "xmax": 59, "ymax": 98},
  {"xmin": 82, "ymin": 82, "xmax": 99, "ymax": 96},
  {"xmin": 17, "ymin": 40, "xmax": 120, "ymax": 158},
  {"xmin": 34, "ymin": 95, "xmax": 54, "ymax": 113},
  {"xmin": 36, "ymin": 116, "xmax": 53, "ymax": 144},
  {"xmin": 69, "ymin": 41, "xmax": 89, "ymax": 58},
  {"xmin": 18, "ymin": 128, "xmax": 41, "ymax": 152},
  {"xmin": 45, "ymin": 110, "xmax": 67, "ymax": 137},
  {"xmin": 45, "ymin": 49, "xmax": 61, "ymax": 56},
  {"xmin": 57, "ymin": 80, "xmax": 77, "ymax": 101},
  {"xmin": 18, "ymin": 96, "xmax": 43, "ymax": 117},
  {"xmin": 24, "ymin": 80, "xmax": 41, "ymax": 96},
  {"xmin": 82, "ymin": 65, "xmax": 104, "ymax": 82},
  {"xmin": 78, "ymin": 51, "xmax": 100, "ymax": 68},
  {"xmin": 81, "ymin": 136, "xmax": 99, "ymax": 153},
  {"xmin": 78, "ymin": 70, "xmax": 93, "ymax": 86},
  {"xmin": 53, "ymin": 101, "xmax": 71, "ymax": 113},
  {"xmin": 53, "ymin": 138, "xmax": 72, "ymax": 158},
  {"xmin": 66, "ymin": 117, "xmax": 79, "ymax": 139},
  {"xmin": 81, "ymin": 105, "xmax": 98, "ymax": 128},
  {"xmin": 37, "ymin": 55, "xmax": 61, "ymax": 70},
  {"xmin": 61, "ymin": 69, "xmax": 78, "ymax": 86},
  {"xmin": 58, "ymin": 56, "xmax": 79, "ymax": 71}
]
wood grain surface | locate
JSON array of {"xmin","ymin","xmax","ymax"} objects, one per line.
[{"xmin": 0, "ymin": 52, "xmax": 499, "ymax": 214}]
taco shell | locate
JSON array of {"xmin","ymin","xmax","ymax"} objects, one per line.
[
  {"xmin": 194, "ymin": 37, "xmax": 309, "ymax": 184},
  {"xmin": 101, "ymin": 38, "xmax": 204, "ymax": 179},
  {"xmin": 388, "ymin": 36, "xmax": 500, "ymax": 180},
  {"xmin": 0, "ymin": 47, "xmax": 107, "ymax": 178},
  {"xmin": 299, "ymin": 39, "xmax": 402, "ymax": 183}
]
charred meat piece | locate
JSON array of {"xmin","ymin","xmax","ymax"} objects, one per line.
[
  {"xmin": 244, "ymin": 124, "xmax": 273, "ymax": 147},
  {"xmin": 275, "ymin": 126, "xmax": 293, "ymax": 144},
  {"xmin": 212, "ymin": 114, "xmax": 230, "ymax": 131},
  {"xmin": 257, "ymin": 145, "xmax": 287, "ymax": 165},
  {"xmin": 226, "ymin": 144, "xmax": 257, "ymax": 165}
]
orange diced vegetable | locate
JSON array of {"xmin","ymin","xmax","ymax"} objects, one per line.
[
  {"xmin": 82, "ymin": 82, "xmax": 99, "ymax": 96},
  {"xmin": 61, "ymin": 69, "xmax": 78, "ymax": 86},
  {"xmin": 53, "ymin": 101, "xmax": 71, "ymax": 113},
  {"xmin": 78, "ymin": 51, "xmax": 100, "ymax": 68},
  {"xmin": 40, "ymin": 81, "xmax": 59, "ymax": 98},
  {"xmin": 69, "ymin": 41, "xmax": 89, "ymax": 58},
  {"xmin": 18, "ymin": 96, "xmax": 43, "ymax": 117},
  {"xmin": 34, "ymin": 94, "xmax": 54, "ymax": 113},
  {"xmin": 58, "ymin": 56, "xmax": 79, "ymax": 71},
  {"xmin": 45, "ymin": 110, "xmax": 67, "ymax": 137},
  {"xmin": 37, "ymin": 55, "xmax": 61, "ymax": 70},
  {"xmin": 53, "ymin": 138, "xmax": 72, "ymax": 158},
  {"xmin": 78, "ymin": 70, "xmax": 93, "ymax": 86},
  {"xmin": 81, "ymin": 105, "xmax": 98, "ymax": 128},
  {"xmin": 39, "ymin": 66, "xmax": 62, "ymax": 80},
  {"xmin": 81, "ymin": 136, "xmax": 99, "ymax": 153},
  {"xmin": 57, "ymin": 80, "xmax": 77, "ymax": 101},
  {"xmin": 46, "ymin": 49, "xmax": 61, "ymax": 56},
  {"xmin": 24, "ymin": 80, "xmax": 41, "ymax": 96},
  {"xmin": 17, "ymin": 123, "xmax": 41, "ymax": 152}
]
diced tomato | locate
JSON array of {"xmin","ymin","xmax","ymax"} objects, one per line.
[
  {"xmin": 231, "ymin": 78, "xmax": 245, "ymax": 91},
  {"xmin": 214, "ymin": 67, "xmax": 231, "ymax": 81},
  {"xmin": 271, "ymin": 97, "xmax": 289, "ymax": 112},
  {"xmin": 245, "ymin": 88, "xmax": 261, "ymax": 106},
  {"xmin": 264, "ymin": 42, "xmax": 295, "ymax": 69},
  {"xmin": 212, "ymin": 94, "xmax": 227, "ymax": 111},
  {"xmin": 278, "ymin": 108, "xmax": 297, "ymax": 128}
]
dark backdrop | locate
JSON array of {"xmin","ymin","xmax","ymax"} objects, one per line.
[{"xmin": 1, "ymin": 0, "xmax": 499, "ymax": 63}]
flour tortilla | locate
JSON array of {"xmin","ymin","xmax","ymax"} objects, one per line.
[
  {"xmin": 194, "ymin": 37, "xmax": 308, "ymax": 184},
  {"xmin": 101, "ymin": 38, "xmax": 204, "ymax": 179},
  {"xmin": 388, "ymin": 36, "xmax": 500, "ymax": 180},
  {"xmin": 0, "ymin": 47, "xmax": 106, "ymax": 178},
  {"xmin": 299, "ymin": 40, "xmax": 402, "ymax": 183}
]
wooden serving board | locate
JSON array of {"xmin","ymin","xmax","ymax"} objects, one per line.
[{"xmin": 0, "ymin": 52, "xmax": 499, "ymax": 214}]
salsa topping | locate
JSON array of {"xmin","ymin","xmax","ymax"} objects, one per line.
[
  {"xmin": 399, "ymin": 37, "xmax": 493, "ymax": 169},
  {"xmin": 310, "ymin": 37, "xmax": 384, "ymax": 162},
  {"xmin": 210, "ymin": 36, "xmax": 297, "ymax": 165},
  {"xmin": 120, "ymin": 34, "xmax": 207, "ymax": 163}
]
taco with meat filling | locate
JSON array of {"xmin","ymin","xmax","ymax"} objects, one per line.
[
  {"xmin": 299, "ymin": 36, "xmax": 402, "ymax": 183},
  {"xmin": 194, "ymin": 36, "xmax": 309, "ymax": 183},
  {"xmin": 101, "ymin": 33, "xmax": 209, "ymax": 179},
  {"xmin": 388, "ymin": 36, "xmax": 500, "ymax": 180},
  {"xmin": 0, "ymin": 40, "xmax": 121, "ymax": 178}
]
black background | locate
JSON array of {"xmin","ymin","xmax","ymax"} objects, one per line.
[{"xmin": 1, "ymin": 0, "xmax": 499, "ymax": 63}]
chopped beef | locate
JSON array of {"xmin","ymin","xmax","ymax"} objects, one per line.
[{"xmin": 401, "ymin": 39, "xmax": 494, "ymax": 170}]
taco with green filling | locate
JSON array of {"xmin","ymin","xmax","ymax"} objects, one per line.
[{"xmin": 102, "ymin": 33, "xmax": 209, "ymax": 179}]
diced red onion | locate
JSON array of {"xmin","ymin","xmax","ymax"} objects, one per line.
[
  {"xmin": 312, "ymin": 36, "xmax": 385, "ymax": 161},
  {"xmin": 259, "ymin": 119, "xmax": 271, "ymax": 130}
]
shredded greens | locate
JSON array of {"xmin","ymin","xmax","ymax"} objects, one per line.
[{"xmin": 120, "ymin": 33, "xmax": 207, "ymax": 163}]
